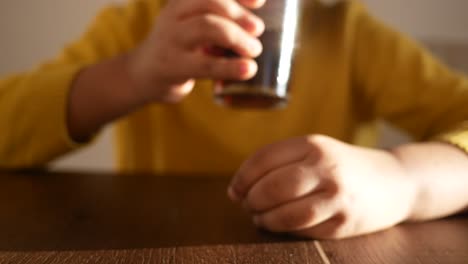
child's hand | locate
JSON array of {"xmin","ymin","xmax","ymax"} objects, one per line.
[
  {"xmin": 128, "ymin": 0, "xmax": 265, "ymax": 103},
  {"xmin": 228, "ymin": 135, "xmax": 417, "ymax": 239}
]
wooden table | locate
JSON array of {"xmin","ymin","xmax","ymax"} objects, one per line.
[{"xmin": 0, "ymin": 171, "xmax": 466, "ymax": 264}]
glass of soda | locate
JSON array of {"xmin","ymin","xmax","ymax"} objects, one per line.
[{"xmin": 214, "ymin": 0, "xmax": 303, "ymax": 109}]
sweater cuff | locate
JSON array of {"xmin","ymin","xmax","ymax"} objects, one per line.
[{"xmin": 31, "ymin": 64, "xmax": 95, "ymax": 162}]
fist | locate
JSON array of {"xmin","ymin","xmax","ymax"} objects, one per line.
[
  {"xmin": 228, "ymin": 135, "xmax": 416, "ymax": 239},
  {"xmin": 128, "ymin": 0, "xmax": 265, "ymax": 103}
]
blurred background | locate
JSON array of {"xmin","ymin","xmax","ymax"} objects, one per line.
[{"xmin": 0, "ymin": 0, "xmax": 467, "ymax": 171}]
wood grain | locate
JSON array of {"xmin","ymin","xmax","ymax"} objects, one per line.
[
  {"xmin": 0, "ymin": 171, "xmax": 324, "ymax": 263},
  {"xmin": 0, "ymin": 171, "xmax": 466, "ymax": 264},
  {"xmin": 173, "ymin": 242, "xmax": 322, "ymax": 263},
  {"xmin": 320, "ymin": 217, "xmax": 468, "ymax": 264},
  {"xmin": 0, "ymin": 244, "xmax": 326, "ymax": 264}
]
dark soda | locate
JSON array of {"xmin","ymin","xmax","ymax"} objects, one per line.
[{"xmin": 214, "ymin": 30, "xmax": 294, "ymax": 109}]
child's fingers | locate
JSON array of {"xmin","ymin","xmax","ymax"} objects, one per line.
[
  {"xmin": 229, "ymin": 137, "xmax": 318, "ymax": 201},
  {"xmin": 177, "ymin": 14, "xmax": 263, "ymax": 58},
  {"xmin": 169, "ymin": 0, "xmax": 264, "ymax": 36},
  {"xmin": 179, "ymin": 52, "xmax": 258, "ymax": 81},
  {"xmin": 252, "ymin": 192, "xmax": 338, "ymax": 233},
  {"xmin": 243, "ymin": 162, "xmax": 322, "ymax": 213},
  {"xmin": 292, "ymin": 214, "xmax": 348, "ymax": 239},
  {"xmin": 238, "ymin": 0, "xmax": 267, "ymax": 9}
]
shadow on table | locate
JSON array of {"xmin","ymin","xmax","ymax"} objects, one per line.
[{"xmin": 0, "ymin": 172, "xmax": 304, "ymax": 251}]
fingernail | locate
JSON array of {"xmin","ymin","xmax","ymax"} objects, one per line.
[
  {"xmin": 250, "ymin": 40, "xmax": 262, "ymax": 57},
  {"xmin": 255, "ymin": 19, "xmax": 265, "ymax": 36},
  {"xmin": 244, "ymin": 0, "xmax": 266, "ymax": 9},
  {"xmin": 249, "ymin": 19, "xmax": 265, "ymax": 37},
  {"xmin": 239, "ymin": 62, "xmax": 250, "ymax": 77},
  {"xmin": 241, "ymin": 19, "xmax": 256, "ymax": 33}
]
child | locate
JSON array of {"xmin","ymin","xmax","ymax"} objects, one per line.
[{"xmin": 0, "ymin": 0, "xmax": 467, "ymax": 239}]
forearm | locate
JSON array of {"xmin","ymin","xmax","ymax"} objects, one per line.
[
  {"xmin": 391, "ymin": 142, "xmax": 468, "ymax": 221},
  {"xmin": 67, "ymin": 54, "xmax": 147, "ymax": 141}
]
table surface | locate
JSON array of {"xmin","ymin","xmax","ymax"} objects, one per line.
[{"xmin": 0, "ymin": 171, "xmax": 466, "ymax": 264}]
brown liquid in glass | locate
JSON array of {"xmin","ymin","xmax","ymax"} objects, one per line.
[{"xmin": 214, "ymin": 30, "xmax": 294, "ymax": 109}]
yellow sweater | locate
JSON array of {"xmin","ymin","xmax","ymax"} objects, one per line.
[{"xmin": 1, "ymin": 0, "xmax": 467, "ymax": 173}]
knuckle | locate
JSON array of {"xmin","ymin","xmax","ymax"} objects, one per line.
[
  {"xmin": 230, "ymin": 0, "xmax": 244, "ymax": 13},
  {"xmin": 305, "ymin": 134, "xmax": 329, "ymax": 146},
  {"xmin": 200, "ymin": 58, "xmax": 216, "ymax": 75},
  {"xmin": 301, "ymin": 207, "xmax": 318, "ymax": 225},
  {"xmin": 258, "ymin": 167, "xmax": 308, "ymax": 210},
  {"xmin": 326, "ymin": 170, "xmax": 345, "ymax": 198},
  {"xmin": 287, "ymin": 167, "xmax": 308, "ymax": 192},
  {"xmin": 190, "ymin": 14, "xmax": 222, "ymax": 39},
  {"xmin": 304, "ymin": 135, "xmax": 328, "ymax": 160},
  {"xmin": 214, "ymin": 0, "xmax": 242, "ymax": 18},
  {"xmin": 204, "ymin": 0, "xmax": 219, "ymax": 8},
  {"xmin": 218, "ymin": 28, "xmax": 237, "ymax": 47},
  {"xmin": 339, "ymin": 211, "xmax": 351, "ymax": 225},
  {"xmin": 197, "ymin": 14, "xmax": 216, "ymax": 30},
  {"xmin": 280, "ymin": 207, "xmax": 316, "ymax": 229},
  {"xmin": 323, "ymin": 215, "xmax": 348, "ymax": 239},
  {"xmin": 199, "ymin": 16, "xmax": 238, "ymax": 48}
]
